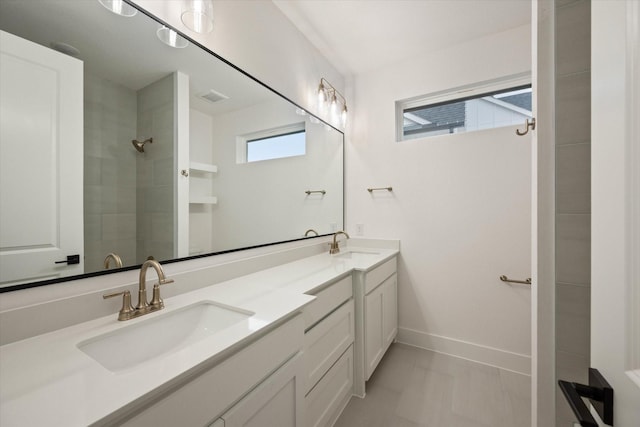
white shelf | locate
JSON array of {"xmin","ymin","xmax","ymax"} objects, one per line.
[
  {"xmin": 190, "ymin": 162, "xmax": 218, "ymax": 173},
  {"xmin": 189, "ymin": 196, "xmax": 218, "ymax": 204}
]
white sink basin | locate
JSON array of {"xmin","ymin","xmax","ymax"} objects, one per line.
[
  {"xmin": 78, "ymin": 301, "xmax": 253, "ymax": 372},
  {"xmin": 333, "ymin": 250, "xmax": 380, "ymax": 260}
]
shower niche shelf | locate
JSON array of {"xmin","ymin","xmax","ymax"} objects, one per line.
[
  {"xmin": 189, "ymin": 162, "xmax": 218, "ymax": 204},
  {"xmin": 189, "ymin": 195, "xmax": 218, "ymax": 205},
  {"xmin": 190, "ymin": 162, "xmax": 217, "ymax": 174}
]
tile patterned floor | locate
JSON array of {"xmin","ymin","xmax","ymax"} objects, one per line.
[{"xmin": 334, "ymin": 343, "xmax": 531, "ymax": 427}]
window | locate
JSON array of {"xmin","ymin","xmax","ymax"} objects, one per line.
[
  {"xmin": 247, "ymin": 130, "xmax": 305, "ymax": 162},
  {"xmin": 396, "ymin": 76, "xmax": 532, "ymax": 141},
  {"xmin": 237, "ymin": 123, "xmax": 305, "ymax": 163}
]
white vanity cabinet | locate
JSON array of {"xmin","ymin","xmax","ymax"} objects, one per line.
[
  {"xmin": 114, "ymin": 316, "xmax": 304, "ymax": 427},
  {"xmin": 300, "ymin": 275, "xmax": 355, "ymax": 427},
  {"xmin": 353, "ymin": 256, "xmax": 398, "ymax": 396}
]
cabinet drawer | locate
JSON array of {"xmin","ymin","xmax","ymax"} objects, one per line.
[
  {"xmin": 302, "ymin": 275, "xmax": 352, "ymax": 330},
  {"xmin": 303, "ymin": 299, "xmax": 354, "ymax": 394},
  {"xmin": 217, "ymin": 353, "xmax": 302, "ymax": 427},
  {"xmin": 305, "ymin": 345, "xmax": 354, "ymax": 427},
  {"xmin": 364, "ymin": 257, "xmax": 397, "ymax": 295}
]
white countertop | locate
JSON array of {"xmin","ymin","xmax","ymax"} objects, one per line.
[{"xmin": 0, "ymin": 244, "xmax": 398, "ymax": 426}]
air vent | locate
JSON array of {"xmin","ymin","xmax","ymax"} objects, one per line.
[{"xmin": 200, "ymin": 89, "xmax": 229, "ymax": 104}]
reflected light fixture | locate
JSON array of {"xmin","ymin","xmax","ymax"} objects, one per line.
[
  {"xmin": 181, "ymin": 0, "xmax": 214, "ymax": 33},
  {"xmin": 317, "ymin": 78, "xmax": 348, "ymax": 126},
  {"xmin": 98, "ymin": 0, "xmax": 137, "ymax": 17},
  {"xmin": 157, "ymin": 25, "xmax": 189, "ymax": 48}
]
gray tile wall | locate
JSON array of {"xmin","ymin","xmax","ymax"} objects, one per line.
[
  {"xmin": 554, "ymin": 1, "xmax": 591, "ymax": 426},
  {"xmin": 83, "ymin": 73, "xmax": 138, "ymax": 271},
  {"xmin": 135, "ymin": 74, "xmax": 175, "ymax": 263}
]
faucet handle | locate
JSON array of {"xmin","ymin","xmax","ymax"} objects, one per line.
[
  {"xmin": 103, "ymin": 290, "xmax": 135, "ymax": 321},
  {"xmin": 150, "ymin": 279, "xmax": 174, "ymax": 308}
]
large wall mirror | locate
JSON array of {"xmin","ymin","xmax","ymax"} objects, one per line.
[{"xmin": 0, "ymin": 0, "xmax": 344, "ymax": 291}]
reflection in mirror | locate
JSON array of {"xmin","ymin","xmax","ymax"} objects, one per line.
[{"xmin": 0, "ymin": 0, "xmax": 343, "ymax": 290}]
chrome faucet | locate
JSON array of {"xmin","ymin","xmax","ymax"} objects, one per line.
[
  {"xmin": 103, "ymin": 259, "xmax": 174, "ymax": 321},
  {"xmin": 329, "ymin": 231, "xmax": 350, "ymax": 254},
  {"xmin": 103, "ymin": 252, "xmax": 123, "ymax": 269}
]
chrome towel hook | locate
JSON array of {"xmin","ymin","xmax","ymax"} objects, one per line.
[{"xmin": 516, "ymin": 118, "xmax": 536, "ymax": 136}]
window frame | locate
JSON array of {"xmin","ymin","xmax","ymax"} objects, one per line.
[{"xmin": 395, "ymin": 73, "xmax": 532, "ymax": 142}]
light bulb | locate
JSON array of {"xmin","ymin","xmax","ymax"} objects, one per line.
[{"xmin": 341, "ymin": 105, "xmax": 348, "ymax": 127}]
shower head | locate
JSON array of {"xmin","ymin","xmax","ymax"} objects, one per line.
[{"xmin": 132, "ymin": 138, "xmax": 152, "ymax": 153}]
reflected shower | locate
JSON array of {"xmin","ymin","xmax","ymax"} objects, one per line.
[{"xmin": 132, "ymin": 137, "xmax": 152, "ymax": 152}]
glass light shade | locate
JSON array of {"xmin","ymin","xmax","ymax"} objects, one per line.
[
  {"xmin": 181, "ymin": 0, "xmax": 214, "ymax": 33},
  {"xmin": 341, "ymin": 106, "xmax": 347, "ymax": 126},
  {"xmin": 317, "ymin": 83, "xmax": 326, "ymax": 104},
  {"xmin": 330, "ymin": 94, "xmax": 338, "ymax": 120},
  {"xmin": 98, "ymin": 0, "xmax": 137, "ymax": 17},
  {"xmin": 157, "ymin": 26, "xmax": 189, "ymax": 48}
]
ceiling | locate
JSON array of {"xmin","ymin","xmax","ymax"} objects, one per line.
[{"xmin": 272, "ymin": 0, "xmax": 531, "ymax": 76}]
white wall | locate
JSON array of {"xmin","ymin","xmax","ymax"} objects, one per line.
[{"xmin": 346, "ymin": 24, "xmax": 533, "ymax": 373}]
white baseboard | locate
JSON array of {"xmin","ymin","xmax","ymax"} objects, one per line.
[{"xmin": 396, "ymin": 327, "xmax": 531, "ymax": 375}]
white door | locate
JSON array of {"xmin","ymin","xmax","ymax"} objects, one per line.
[
  {"xmin": 591, "ymin": 1, "xmax": 640, "ymax": 425},
  {"xmin": 0, "ymin": 30, "xmax": 83, "ymax": 286}
]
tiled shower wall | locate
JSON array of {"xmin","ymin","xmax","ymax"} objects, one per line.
[
  {"xmin": 135, "ymin": 73, "xmax": 175, "ymax": 263},
  {"xmin": 84, "ymin": 73, "xmax": 138, "ymax": 271},
  {"xmin": 554, "ymin": 1, "xmax": 591, "ymax": 426}
]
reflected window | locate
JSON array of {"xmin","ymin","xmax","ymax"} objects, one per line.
[
  {"xmin": 237, "ymin": 122, "xmax": 306, "ymax": 163},
  {"xmin": 247, "ymin": 130, "xmax": 305, "ymax": 162}
]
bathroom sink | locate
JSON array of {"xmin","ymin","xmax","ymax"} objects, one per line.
[
  {"xmin": 333, "ymin": 250, "xmax": 380, "ymax": 260},
  {"xmin": 78, "ymin": 301, "xmax": 253, "ymax": 372}
]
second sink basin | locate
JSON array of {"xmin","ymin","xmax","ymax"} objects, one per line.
[
  {"xmin": 78, "ymin": 301, "xmax": 254, "ymax": 372},
  {"xmin": 333, "ymin": 250, "xmax": 380, "ymax": 260}
]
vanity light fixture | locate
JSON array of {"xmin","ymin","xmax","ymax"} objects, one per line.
[
  {"xmin": 157, "ymin": 25, "xmax": 189, "ymax": 48},
  {"xmin": 98, "ymin": 0, "xmax": 137, "ymax": 17},
  {"xmin": 181, "ymin": 0, "xmax": 215, "ymax": 34},
  {"xmin": 317, "ymin": 78, "xmax": 348, "ymax": 126}
]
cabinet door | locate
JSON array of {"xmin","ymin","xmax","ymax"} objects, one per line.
[
  {"xmin": 220, "ymin": 354, "xmax": 303, "ymax": 427},
  {"xmin": 364, "ymin": 274, "xmax": 397, "ymax": 380},
  {"xmin": 382, "ymin": 275, "xmax": 398, "ymax": 349},
  {"xmin": 364, "ymin": 284, "xmax": 384, "ymax": 380}
]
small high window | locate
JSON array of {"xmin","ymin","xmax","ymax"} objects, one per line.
[{"xmin": 396, "ymin": 76, "xmax": 532, "ymax": 141}]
